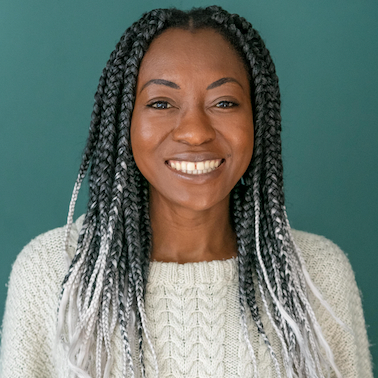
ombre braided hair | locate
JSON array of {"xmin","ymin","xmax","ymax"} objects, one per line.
[{"xmin": 58, "ymin": 6, "xmax": 342, "ymax": 378}]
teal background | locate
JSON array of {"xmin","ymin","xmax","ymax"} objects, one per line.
[{"xmin": 1, "ymin": 0, "xmax": 377, "ymax": 374}]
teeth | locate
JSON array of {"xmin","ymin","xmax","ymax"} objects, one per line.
[
  {"xmin": 167, "ymin": 159, "xmax": 223, "ymax": 175},
  {"xmin": 197, "ymin": 162, "xmax": 204, "ymax": 170},
  {"xmin": 187, "ymin": 162, "xmax": 195, "ymax": 171}
]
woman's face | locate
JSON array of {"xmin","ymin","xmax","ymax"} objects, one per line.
[{"xmin": 131, "ymin": 28, "xmax": 254, "ymax": 212}]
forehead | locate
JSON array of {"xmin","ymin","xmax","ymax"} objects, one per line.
[{"xmin": 137, "ymin": 28, "xmax": 249, "ymax": 84}]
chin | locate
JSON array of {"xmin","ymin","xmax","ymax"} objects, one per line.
[{"xmin": 171, "ymin": 191, "xmax": 231, "ymax": 213}]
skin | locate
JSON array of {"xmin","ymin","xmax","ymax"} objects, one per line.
[{"xmin": 131, "ymin": 28, "xmax": 254, "ymax": 263}]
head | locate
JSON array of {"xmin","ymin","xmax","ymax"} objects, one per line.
[
  {"xmin": 131, "ymin": 27, "xmax": 254, "ymax": 213},
  {"xmin": 60, "ymin": 6, "xmax": 339, "ymax": 378}
]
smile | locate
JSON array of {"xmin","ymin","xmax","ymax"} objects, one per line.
[{"xmin": 167, "ymin": 159, "xmax": 223, "ymax": 174}]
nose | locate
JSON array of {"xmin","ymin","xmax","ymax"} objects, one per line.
[{"xmin": 171, "ymin": 106, "xmax": 216, "ymax": 146}]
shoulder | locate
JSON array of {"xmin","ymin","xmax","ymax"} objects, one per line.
[
  {"xmin": 291, "ymin": 229, "xmax": 347, "ymax": 261},
  {"xmin": 9, "ymin": 215, "xmax": 84, "ymax": 289},
  {"xmin": 290, "ymin": 229, "xmax": 359, "ymax": 328},
  {"xmin": 291, "ymin": 229, "xmax": 353, "ymax": 282},
  {"xmin": 13, "ymin": 225, "xmax": 66, "ymax": 278},
  {"xmin": 290, "ymin": 229, "xmax": 359, "ymax": 323},
  {"xmin": 290, "ymin": 230, "xmax": 373, "ymax": 377},
  {"xmin": 0, "ymin": 216, "xmax": 84, "ymax": 377}
]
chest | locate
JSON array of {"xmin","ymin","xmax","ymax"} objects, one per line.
[{"xmin": 140, "ymin": 281, "xmax": 278, "ymax": 378}]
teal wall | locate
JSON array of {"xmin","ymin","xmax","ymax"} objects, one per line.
[{"xmin": 1, "ymin": 0, "xmax": 377, "ymax": 374}]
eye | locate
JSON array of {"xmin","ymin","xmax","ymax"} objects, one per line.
[
  {"xmin": 216, "ymin": 101, "xmax": 238, "ymax": 108},
  {"xmin": 148, "ymin": 101, "xmax": 172, "ymax": 109}
]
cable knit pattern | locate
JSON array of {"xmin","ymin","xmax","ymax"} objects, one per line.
[
  {"xmin": 0, "ymin": 216, "xmax": 373, "ymax": 377},
  {"xmin": 145, "ymin": 259, "xmax": 234, "ymax": 377}
]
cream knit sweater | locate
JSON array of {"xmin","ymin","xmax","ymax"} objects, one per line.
[{"xmin": 0, "ymin": 216, "xmax": 373, "ymax": 377}]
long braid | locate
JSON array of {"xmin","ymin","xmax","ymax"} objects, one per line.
[
  {"xmin": 58, "ymin": 5, "xmax": 341, "ymax": 378},
  {"xmin": 211, "ymin": 7, "xmax": 342, "ymax": 377},
  {"xmin": 206, "ymin": 5, "xmax": 341, "ymax": 376}
]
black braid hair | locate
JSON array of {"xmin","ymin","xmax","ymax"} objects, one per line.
[{"xmin": 58, "ymin": 6, "xmax": 341, "ymax": 378}]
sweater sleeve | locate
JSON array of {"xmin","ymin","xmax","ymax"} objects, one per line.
[
  {"xmin": 292, "ymin": 230, "xmax": 373, "ymax": 378},
  {"xmin": 0, "ymin": 227, "xmax": 69, "ymax": 378}
]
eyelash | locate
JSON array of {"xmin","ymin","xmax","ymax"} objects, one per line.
[
  {"xmin": 216, "ymin": 101, "xmax": 238, "ymax": 108},
  {"xmin": 147, "ymin": 100, "xmax": 239, "ymax": 110},
  {"xmin": 147, "ymin": 101, "xmax": 172, "ymax": 109}
]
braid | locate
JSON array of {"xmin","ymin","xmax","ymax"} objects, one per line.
[
  {"xmin": 58, "ymin": 5, "xmax": 341, "ymax": 378},
  {"xmin": 211, "ymin": 7, "xmax": 342, "ymax": 377}
]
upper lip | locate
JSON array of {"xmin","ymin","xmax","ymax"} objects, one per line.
[{"xmin": 165, "ymin": 152, "xmax": 224, "ymax": 162}]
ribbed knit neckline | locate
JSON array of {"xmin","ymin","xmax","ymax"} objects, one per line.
[{"xmin": 148, "ymin": 257, "xmax": 238, "ymax": 286}]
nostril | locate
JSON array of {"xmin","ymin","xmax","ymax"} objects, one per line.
[
  {"xmin": 172, "ymin": 112, "xmax": 216, "ymax": 145},
  {"xmin": 172, "ymin": 126, "xmax": 216, "ymax": 145}
]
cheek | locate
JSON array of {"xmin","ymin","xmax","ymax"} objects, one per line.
[
  {"xmin": 131, "ymin": 108, "xmax": 171, "ymax": 151},
  {"xmin": 130, "ymin": 114, "xmax": 168, "ymax": 184},
  {"xmin": 229, "ymin": 118, "xmax": 254, "ymax": 169},
  {"xmin": 131, "ymin": 113, "xmax": 153, "ymax": 152},
  {"xmin": 130, "ymin": 115, "xmax": 151, "ymax": 175}
]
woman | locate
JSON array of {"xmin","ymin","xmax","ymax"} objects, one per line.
[{"xmin": 0, "ymin": 6, "xmax": 372, "ymax": 378}]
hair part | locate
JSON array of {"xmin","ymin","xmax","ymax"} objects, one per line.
[{"xmin": 59, "ymin": 6, "xmax": 341, "ymax": 378}]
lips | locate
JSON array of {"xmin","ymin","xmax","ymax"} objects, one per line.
[{"xmin": 166, "ymin": 158, "xmax": 223, "ymax": 175}]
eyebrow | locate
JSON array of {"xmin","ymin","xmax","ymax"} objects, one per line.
[
  {"xmin": 139, "ymin": 76, "xmax": 242, "ymax": 93},
  {"xmin": 140, "ymin": 79, "xmax": 180, "ymax": 93},
  {"xmin": 206, "ymin": 77, "xmax": 242, "ymax": 90}
]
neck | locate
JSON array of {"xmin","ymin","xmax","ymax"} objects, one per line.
[{"xmin": 149, "ymin": 192, "xmax": 237, "ymax": 264}]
